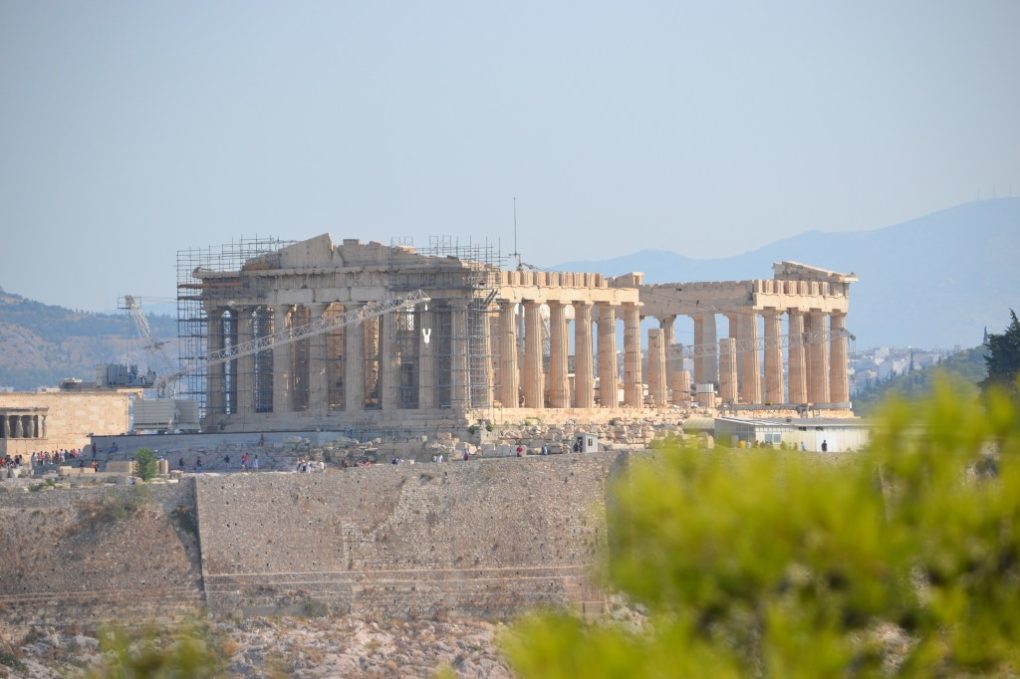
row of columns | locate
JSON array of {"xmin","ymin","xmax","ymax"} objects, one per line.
[
  {"xmin": 0, "ymin": 414, "xmax": 46, "ymax": 439},
  {"xmin": 495, "ymin": 299, "xmax": 643, "ymax": 410},
  {"xmin": 208, "ymin": 301, "xmax": 849, "ymax": 418},
  {"xmin": 661, "ymin": 309, "xmax": 849, "ymax": 405}
]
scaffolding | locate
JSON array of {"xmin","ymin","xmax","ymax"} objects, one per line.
[
  {"xmin": 411, "ymin": 236, "xmax": 506, "ymax": 411},
  {"xmin": 179, "ymin": 234, "xmax": 509, "ymax": 420},
  {"xmin": 176, "ymin": 236, "xmax": 295, "ymax": 415}
]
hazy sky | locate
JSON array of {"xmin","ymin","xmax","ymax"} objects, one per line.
[{"xmin": 2, "ymin": 1, "xmax": 1018, "ymax": 311}]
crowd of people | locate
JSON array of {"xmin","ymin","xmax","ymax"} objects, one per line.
[{"xmin": 1, "ymin": 448, "xmax": 99, "ymax": 472}]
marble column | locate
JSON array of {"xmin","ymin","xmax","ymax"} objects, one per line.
[
  {"xmin": 236, "ymin": 306, "xmax": 256, "ymax": 416},
  {"xmin": 207, "ymin": 308, "xmax": 226, "ymax": 416},
  {"xmin": 14, "ymin": 417, "xmax": 22, "ymax": 438},
  {"xmin": 344, "ymin": 303, "xmax": 364, "ymax": 411},
  {"xmin": 477, "ymin": 304, "xmax": 495, "ymax": 408},
  {"xmin": 522, "ymin": 301, "xmax": 544, "ymax": 408},
  {"xmin": 659, "ymin": 314, "xmax": 677, "ymax": 383},
  {"xmin": 381, "ymin": 309, "xmax": 401, "ymax": 410},
  {"xmin": 806, "ymin": 309, "xmax": 830, "ymax": 404},
  {"xmin": 271, "ymin": 305, "xmax": 292, "ymax": 414},
  {"xmin": 363, "ymin": 316, "xmax": 381, "ymax": 404},
  {"xmin": 548, "ymin": 301, "xmax": 570, "ymax": 408},
  {"xmin": 307, "ymin": 303, "xmax": 330, "ymax": 413},
  {"xmin": 672, "ymin": 369, "xmax": 692, "ymax": 406},
  {"xmin": 418, "ymin": 306, "xmax": 435, "ymax": 409},
  {"xmin": 450, "ymin": 300, "xmax": 471, "ymax": 410},
  {"xmin": 829, "ymin": 312, "xmax": 849, "ymax": 404},
  {"xmin": 737, "ymin": 311, "xmax": 762, "ymax": 404},
  {"xmin": 623, "ymin": 303, "xmax": 642, "ymax": 407},
  {"xmin": 597, "ymin": 303, "xmax": 618, "ymax": 408},
  {"xmin": 763, "ymin": 308, "xmax": 784, "ymax": 404},
  {"xmin": 670, "ymin": 343, "xmax": 687, "ymax": 405},
  {"xmin": 573, "ymin": 301, "xmax": 594, "ymax": 408},
  {"xmin": 497, "ymin": 301, "xmax": 519, "ymax": 408},
  {"xmin": 788, "ymin": 309, "xmax": 808, "ymax": 404},
  {"xmin": 719, "ymin": 337, "xmax": 738, "ymax": 403},
  {"xmin": 647, "ymin": 328, "xmax": 668, "ymax": 406},
  {"xmin": 3, "ymin": 415, "xmax": 9, "ymax": 438},
  {"xmin": 693, "ymin": 312, "xmax": 718, "ymax": 385},
  {"xmin": 40, "ymin": 415, "xmax": 46, "ymax": 439}
]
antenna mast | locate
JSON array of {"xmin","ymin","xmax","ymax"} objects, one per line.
[{"xmin": 511, "ymin": 196, "xmax": 523, "ymax": 270}]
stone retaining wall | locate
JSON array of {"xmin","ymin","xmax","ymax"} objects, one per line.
[
  {"xmin": 195, "ymin": 452, "xmax": 626, "ymax": 619},
  {"xmin": 0, "ymin": 481, "xmax": 204, "ymax": 627},
  {"xmin": 1, "ymin": 451, "xmax": 630, "ymax": 627}
]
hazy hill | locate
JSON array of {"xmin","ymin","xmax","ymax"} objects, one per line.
[
  {"xmin": 553, "ymin": 198, "xmax": 1020, "ymax": 349},
  {"xmin": 852, "ymin": 345, "xmax": 987, "ymax": 415},
  {"xmin": 0, "ymin": 286, "xmax": 177, "ymax": 390}
]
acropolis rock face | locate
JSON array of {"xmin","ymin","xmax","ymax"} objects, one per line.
[{"xmin": 193, "ymin": 235, "xmax": 856, "ymax": 433}]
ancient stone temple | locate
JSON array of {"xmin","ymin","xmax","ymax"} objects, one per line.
[{"xmin": 190, "ymin": 235, "xmax": 856, "ymax": 433}]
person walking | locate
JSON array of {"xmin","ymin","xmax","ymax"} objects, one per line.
[{"xmin": 253, "ymin": 455, "xmax": 259, "ymax": 472}]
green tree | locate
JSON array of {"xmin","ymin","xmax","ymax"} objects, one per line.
[
  {"xmin": 134, "ymin": 448, "xmax": 157, "ymax": 481},
  {"xmin": 504, "ymin": 379, "xmax": 1020, "ymax": 677},
  {"xmin": 981, "ymin": 309, "xmax": 1020, "ymax": 402}
]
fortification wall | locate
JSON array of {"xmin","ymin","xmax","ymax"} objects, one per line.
[
  {"xmin": 195, "ymin": 452, "xmax": 627, "ymax": 619},
  {"xmin": 0, "ymin": 481, "xmax": 204, "ymax": 627},
  {"xmin": 0, "ymin": 452, "xmax": 630, "ymax": 627}
]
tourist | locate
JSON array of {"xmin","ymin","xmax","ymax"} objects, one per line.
[
  {"xmin": 196, "ymin": 457, "xmax": 203, "ymax": 473},
  {"xmin": 541, "ymin": 444, "xmax": 549, "ymax": 456},
  {"xmin": 179, "ymin": 457, "xmax": 186, "ymax": 470},
  {"xmin": 223, "ymin": 453, "xmax": 231, "ymax": 470},
  {"xmin": 253, "ymin": 455, "xmax": 259, "ymax": 471},
  {"xmin": 241, "ymin": 452, "xmax": 249, "ymax": 470},
  {"xmin": 821, "ymin": 440, "xmax": 829, "ymax": 453}
]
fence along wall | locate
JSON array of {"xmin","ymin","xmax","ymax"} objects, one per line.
[{"xmin": 195, "ymin": 452, "xmax": 626, "ymax": 619}]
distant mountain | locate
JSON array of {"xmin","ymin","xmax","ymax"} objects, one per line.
[
  {"xmin": 553, "ymin": 199, "xmax": 1020, "ymax": 348},
  {"xmin": 0, "ymin": 286, "xmax": 178, "ymax": 390}
]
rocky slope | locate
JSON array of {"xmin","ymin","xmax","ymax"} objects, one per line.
[{"xmin": 2, "ymin": 617, "xmax": 514, "ymax": 679}]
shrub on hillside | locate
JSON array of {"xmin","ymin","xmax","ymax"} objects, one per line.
[
  {"xmin": 504, "ymin": 378, "xmax": 1020, "ymax": 677},
  {"xmin": 134, "ymin": 448, "xmax": 157, "ymax": 481}
]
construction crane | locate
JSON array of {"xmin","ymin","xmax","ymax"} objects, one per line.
[
  {"xmin": 154, "ymin": 289, "xmax": 431, "ymax": 398},
  {"xmin": 118, "ymin": 295, "xmax": 178, "ymax": 374}
]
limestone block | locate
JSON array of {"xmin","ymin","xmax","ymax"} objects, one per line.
[{"xmin": 106, "ymin": 461, "xmax": 136, "ymax": 475}]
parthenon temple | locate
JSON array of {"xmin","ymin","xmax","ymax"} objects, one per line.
[{"xmin": 189, "ymin": 235, "xmax": 856, "ymax": 432}]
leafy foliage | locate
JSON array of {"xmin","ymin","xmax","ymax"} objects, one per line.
[
  {"xmin": 504, "ymin": 378, "xmax": 1020, "ymax": 677},
  {"xmin": 134, "ymin": 448, "xmax": 157, "ymax": 481},
  {"xmin": 981, "ymin": 309, "xmax": 1020, "ymax": 402},
  {"xmin": 84, "ymin": 622, "xmax": 225, "ymax": 679}
]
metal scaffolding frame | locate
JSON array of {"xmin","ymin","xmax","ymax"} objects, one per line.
[{"xmin": 176, "ymin": 236, "xmax": 295, "ymax": 413}]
